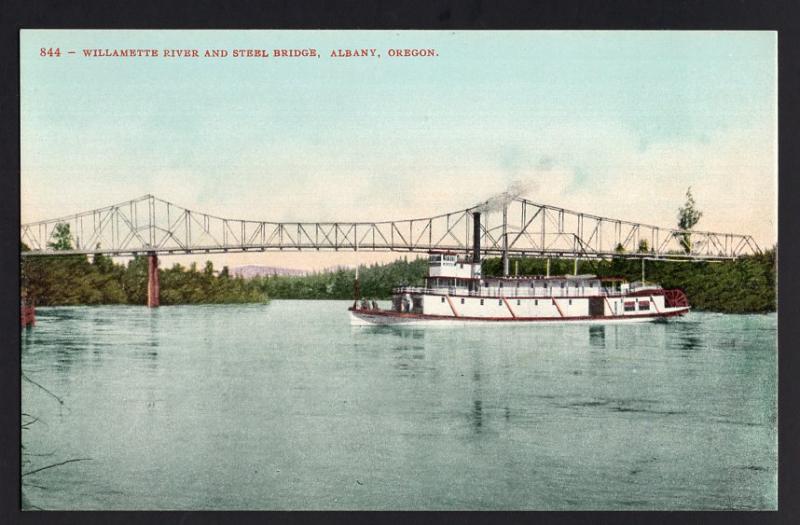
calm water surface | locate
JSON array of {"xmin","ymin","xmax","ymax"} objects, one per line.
[{"xmin": 21, "ymin": 301, "xmax": 777, "ymax": 510}]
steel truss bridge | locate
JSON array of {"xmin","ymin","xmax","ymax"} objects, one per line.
[{"xmin": 21, "ymin": 194, "xmax": 760, "ymax": 262}]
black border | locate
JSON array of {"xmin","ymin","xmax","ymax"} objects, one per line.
[{"xmin": 3, "ymin": 1, "xmax": 798, "ymax": 524}]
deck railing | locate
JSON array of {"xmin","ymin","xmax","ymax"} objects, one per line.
[{"xmin": 392, "ymin": 286, "xmax": 664, "ymax": 298}]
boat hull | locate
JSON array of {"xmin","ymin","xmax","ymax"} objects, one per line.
[{"xmin": 349, "ymin": 307, "xmax": 690, "ymax": 326}]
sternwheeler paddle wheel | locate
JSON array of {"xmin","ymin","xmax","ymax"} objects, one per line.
[{"xmin": 664, "ymin": 289, "xmax": 690, "ymax": 308}]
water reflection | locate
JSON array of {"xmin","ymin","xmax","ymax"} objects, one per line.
[
  {"xmin": 143, "ymin": 311, "xmax": 160, "ymax": 368},
  {"xmin": 666, "ymin": 321, "xmax": 706, "ymax": 353},
  {"xmin": 50, "ymin": 339, "xmax": 83, "ymax": 373},
  {"xmin": 472, "ymin": 400, "xmax": 483, "ymax": 432},
  {"xmin": 678, "ymin": 335, "xmax": 704, "ymax": 351},
  {"xmin": 589, "ymin": 326, "xmax": 606, "ymax": 349},
  {"xmin": 385, "ymin": 329, "xmax": 427, "ymax": 374},
  {"xmin": 469, "ymin": 348, "xmax": 484, "ymax": 435},
  {"xmin": 147, "ymin": 309, "xmax": 159, "ymax": 347},
  {"xmin": 390, "ymin": 330, "xmax": 426, "ymax": 353},
  {"xmin": 351, "ymin": 325, "xmax": 425, "ymax": 339},
  {"xmin": 20, "ymin": 304, "xmax": 777, "ymax": 510}
]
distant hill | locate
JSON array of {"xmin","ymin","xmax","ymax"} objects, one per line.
[{"xmin": 229, "ymin": 265, "xmax": 309, "ymax": 278}]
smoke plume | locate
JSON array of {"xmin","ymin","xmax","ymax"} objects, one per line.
[{"xmin": 476, "ymin": 180, "xmax": 534, "ymax": 213}]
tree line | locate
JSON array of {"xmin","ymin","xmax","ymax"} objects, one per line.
[
  {"xmin": 253, "ymin": 257, "xmax": 428, "ymax": 300},
  {"xmin": 21, "ymin": 224, "xmax": 266, "ymax": 306},
  {"xmin": 481, "ymin": 250, "xmax": 776, "ymax": 314},
  {"xmin": 21, "ymin": 239, "xmax": 776, "ymax": 313},
  {"xmin": 21, "ymin": 188, "xmax": 775, "ymax": 312},
  {"xmin": 254, "ymin": 250, "xmax": 774, "ymax": 313}
]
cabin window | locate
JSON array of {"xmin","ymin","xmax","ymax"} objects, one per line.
[
  {"xmin": 517, "ymin": 299, "xmax": 521, "ymax": 306},
  {"xmin": 499, "ymin": 282, "xmax": 503, "ymax": 288},
  {"xmin": 480, "ymin": 299, "xmax": 484, "ymax": 306},
  {"xmin": 530, "ymin": 282, "xmax": 534, "ymax": 288},
  {"xmin": 544, "ymin": 282, "xmax": 548, "ymax": 288},
  {"xmin": 560, "ymin": 282, "xmax": 565, "ymax": 288},
  {"xmin": 535, "ymin": 300, "xmax": 538, "ymax": 306},
  {"xmin": 569, "ymin": 299, "xmax": 572, "ymax": 305},
  {"xmin": 499, "ymin": 299, "xmax": 503, "ymax": 306},
  {"xmin": 624, "ymin": 301, "xmax": 636, "ymax": 312},
  {"xmin": 639, "ymin": 301, "xmax": 650, "ymax": 311},
  {"xmin": 441, "ymin": 297, "xmax": 445, "ymax": 303},
  {"xmin": 461, "ymin": 298, "xmax": 465, "ymax": 304}
]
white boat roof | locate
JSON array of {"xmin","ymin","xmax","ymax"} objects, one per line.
[{"xmin": 483, "ymin": 274, "xmax": 601, "ymax": 281}]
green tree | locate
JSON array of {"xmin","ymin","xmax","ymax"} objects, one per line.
[
  {"xmin": 637, "ymin": 239, "xmax": 650, "ymax": 253},
  {"xmin": 48, "ymin": 223, "xmax": 73, "ymax": 250},
  {"xmin": 23, "ymin": 223, "xmax": 94, "ymax": 305},
  {"xmin": 122, "ymin": 256, "xmax": 149, "ymax": 304},
  {"xmin": 92, "ymin": 244, "xmax": 114, "ymax": 273},
  {"xmin": 480, "ymin": 251, "xmax": 775, "ymax": 313},
  {"xmin": 676, "ymin": 187, "xmax": 703, "ymax": 253}
]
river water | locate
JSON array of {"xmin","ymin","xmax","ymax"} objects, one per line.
[{"xmin": 21, "ymin": 301, "xmax": 777, "ymax": 510}]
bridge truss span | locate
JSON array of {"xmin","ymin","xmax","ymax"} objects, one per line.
[{"xmin": 20, "ymin": 194, "xmax": 761, "ymax": 261}]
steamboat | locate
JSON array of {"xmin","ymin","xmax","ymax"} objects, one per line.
[{"xmin": 349, "ymin": 212, "xmax": 690, "ymax": 326}]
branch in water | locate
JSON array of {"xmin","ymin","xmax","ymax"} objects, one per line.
[
  {"xmin": 21, "ymin": 372, "xmax": 64, "ymax": 405},
  {"xmin": 21, "ymin": 417, "xmax": 38, "ymax": 427},
  {"xmin": 21, "ymin": 414, "xmax": 44, "ymax": 429},
  {"xmin": 23, "ymin": 458, "xmax": 91, "ymax": 477}
]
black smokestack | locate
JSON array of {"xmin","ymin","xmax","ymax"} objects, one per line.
[{"xmin": 472, "ymin": 211, "xmax": 481, "ymax": 263}]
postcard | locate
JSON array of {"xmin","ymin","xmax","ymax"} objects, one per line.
[{"xmin": 20, "ymin": 29, "xmax": 777, "ymax": 510}]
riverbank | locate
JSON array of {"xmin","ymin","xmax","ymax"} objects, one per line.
[
  {"xmin": 22, "ymin": 253, "xmax": 267, "ymax": 306},
  {"xmin": 256, "ymin": 251, "xmax": 775, "ymax": 314},
  {"xmin": 482, "ymin": 250, "xmax": 776, "ymax": 314},
  {"xmin": 22, "ymin": 250, "xmax": 775, "ymax": 314}
]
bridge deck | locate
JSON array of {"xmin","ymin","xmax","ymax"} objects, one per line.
[{"xmin": 20, "ymin": 194, "xmax": 761, "ymax": 261}]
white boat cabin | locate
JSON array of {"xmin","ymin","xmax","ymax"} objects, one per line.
[
  {"xmin": 421, "ymin": 253, "xmax": 647, "ymax": 298},
  {"xmin": 427, "ymin": 253, "xmax": 481, "ymax": 280},
  {"xmin": 388, "ymin": 252, "xmax": 671, "ymax": 318}
]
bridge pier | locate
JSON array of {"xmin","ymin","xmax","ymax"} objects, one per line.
[{"xmin": 147, "ymin": 252, "xmax": 160, "ymax": 308}]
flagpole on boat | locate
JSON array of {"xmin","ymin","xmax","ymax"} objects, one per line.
[{"xmin": 353, "ymin": 232, "xmax": 361, "ymax": 308}]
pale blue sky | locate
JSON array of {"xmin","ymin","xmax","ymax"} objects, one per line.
[{"xmin": 21, "ymin": 30, "xmax": 776, "ymax": 269}]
